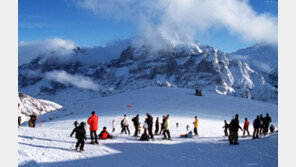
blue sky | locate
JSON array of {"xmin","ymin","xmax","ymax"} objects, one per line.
[{"xmin": 18, "ymin": 0, "xmax": 278, "ymax": 53}]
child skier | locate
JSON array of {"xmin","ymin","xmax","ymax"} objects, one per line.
[
  {"xmin": 243, "ymin": 118, "xmax": 250, "ymax": 136},
  {"xmin": 73, "ymin": 120, "xmax": 79, "ymax": 127},
  {"xmin": 98, "ymin": 127, "xmax": 113, "ymax": 140},
  {"xmin": 222, "ymin": 120, "xmax": 229, "ymax": 137},
  {"xmin": 70, "ymin": 122, "xmax": 87, "ymax": 152},
  {"xmin": 112, "ymin": 120, "xmax": 116, "ymax": 132},
  {"xmin": 180, "ymin": 131, "xmax": 193, "ymax": 138},
  {"xmin": 138, "ymin": 122, "xmax": 142, "ymax": 134}
]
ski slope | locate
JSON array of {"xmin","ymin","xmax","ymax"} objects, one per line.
[{"xmin": 18, "ymin": 87, "xmax": 278, "ymax": 167}]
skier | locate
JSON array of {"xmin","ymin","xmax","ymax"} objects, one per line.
[
  {"xmin": 259, "ymin": 114, "xmax": 264, "ymax": 135},
  {"xmin": 143, "ymin": 118, "xmax": 148, "ymax": 134},
  {"xmin": 269, "ymin": 124, "xmax": 275, "ymax": 133},
  {"xmin": 229, "ymin": 114, "xmax": 243, "ymax": 145},
  {"xmin": 176, "ymin": 122, "xmax": 179, "ymax": 128},
  {"xmin": 252, "ymin": 115, "xmax": 261, "ymax": 139},
  {"xmin": 146, "ymin": 113, "xmax": 154, "ymax": 139},
  {"xmin": 99, "ymin": 127, "xmax": 113, "ymax": 140},
  {"xmin": 263, "ymin": 113, "xmax": 272, "ymax": 135},
  {"xmin": 243, "ymin": 118, "xmax": 250, "ymax": 136},
  {"xmin": 121, "ymin": 114, "xmax": 130, "ymax": 135},
  {"xmin": 132, "ymin": 114, "xmax": 140, "ymax": 136},
  {"xmin": 222, "ymin": 120, "xmax": 229, "ymax": 137},
  {"xmin": 186, "ymin": 125, "xmax": 190, "ymax": 131},
  {"xmin": 163, "ymin": 115, "xmax": 171, "ymax": 140},
  {"xmin": 28, "ymin": 113, "xmax": 37, "ymax": 128},
  {"xmin": 120, "ymin": 119, "xmax": 124, "ymax": 133},
  {"xmin": 180, "ymin": 131, "xmax": 193, "ymax": 138},
  {"xmin": 159, "ymin": 115, "xmax": 166, "ymax": 134},
  {"xmin": 112, "ymin": 120, "xmax": 116, "ymax": 132},
  {"xmin": 138, "ymin": 122, "xmax": 142, "ymax": 134},
  {"xmin": 87, "ymin": 111, "xmax": 99, "ymax": 144},
  {"xmin": 154, "ymin": 117, "xmax": 159, "ymax": 135},
  {"xmin": 193, "ymin": 116, "xmax": 199, "ymax": 136},
  {"xmin": 140, "ymin": 129, "xmax": 149, "ymax": 141},
  {"xmin": 18, "ymin": 116, "xmax": 22, "ymax": 127},
  {"xmin": 195, "ymin": 89, "xmax": 202, "ymax": 96},
  {"xmin": 70, "ymin": 122, "xmax": 87, "ymax": 152},
  {"xmin": 73, "ymin": 120, "xmax": 79, "ymax": 127}
]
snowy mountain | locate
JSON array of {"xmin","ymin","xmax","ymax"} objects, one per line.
[
  {"xmin": 18, "ymin": 42, "xmax": 277, "ymax": 103},
  {"xmin": 231, "ymin": 43, "xmax": 278, "ymax": 88},
  {"xmin": 18, "ymin": 92, "xmax": 63, "ymax": 123}
]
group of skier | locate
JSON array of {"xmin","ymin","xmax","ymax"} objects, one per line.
[
  {"xmin": 69, "ymin": 111, "xmax": 202, "ymax": 151},
  {"xmin": 22, "ymin": 110, "xmax": 275, "ymax": 152},
  {"xmin": 223, "ymin": 113, "xmax": 274, "ymax": 145},
  {"xmin": 120, "ymin": 113, "xmax": 173, "ymax": 141},
  {"xmin": 70, "ymin": 111, "xmax": 115, "ymax": 152}
]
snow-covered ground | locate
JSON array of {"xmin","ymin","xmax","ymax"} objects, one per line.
[{"xmin": 18, "ymin": 87, "xmax": 278, "ymax": 167}]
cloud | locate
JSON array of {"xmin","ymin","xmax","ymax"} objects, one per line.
[
  {"xmin": 45, "ymin": 70, "xmax": 100, "ymax": 90},
  {"xmin": 18, "ymin": 38, "xmax": 76, "ymax": 65},
  {"xmin": 76, "ymin": 39, "xmax": 131, "ymax": 64},
  {"xmin": 18, "ymin": 38, "xmax": 130, "ymax": 65},
  {"xmin": 251, "ymin": 60, "xmax": 273, "ymax": 74},
  {"xmin": 75, "ymin": 0, "xmax": 278, "ymax": 49}
]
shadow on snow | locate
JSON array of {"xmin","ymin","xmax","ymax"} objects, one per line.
[{"xmin": 19, "ymin": 134, "xmax": 278, "ymax": 167}]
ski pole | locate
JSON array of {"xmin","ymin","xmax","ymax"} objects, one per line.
[{"xmin": 37, "ymin": 116, "xmax": 42, "ymax": 128}]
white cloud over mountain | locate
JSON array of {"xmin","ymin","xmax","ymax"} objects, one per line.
[{"xmin": 75, "ymin": 0, "xmax": 278, "ymax": 48}]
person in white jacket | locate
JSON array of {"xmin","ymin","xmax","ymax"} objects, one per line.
[
  {"xmin": 163, "ymin": 115, "xmax": 171, "ymax": 140},
  {"xmin": 143, "ymin": 118, "xmax": 149, "ymax": 134},
  {"xmin": 121, "ymin": 114, "xmax": 130, "ymax": 135}
]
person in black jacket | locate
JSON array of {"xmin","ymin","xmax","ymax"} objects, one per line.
[
  {"xmin": 146, "ymin": 113, "xmax": 154, "ymax": 139},
  {"xmin": 140, "ymin": 129, "xmax": 149, "ymax": 141},
  {"xmin": 229, "ymin": 114, "xmax": 243, "ymax": 145},
  {"xmin": 28, "ymin": 113, "xmax": 37, "ymax": 128},
  {"xmin": 222, "ymin": 120, "xmax": 229, "ymax": 137},
  {"xmin": 154, "ymin": 117, "xmax": 159, "ymax": 135},
  {"xmin": 159, "ymin": 115, "xmax": 166, "ymax": 134},
  {"xmin": 132, "ymin": 114, "xmax": 140, "ymax": 137},
  {"xmin": 70, "ymin": 122, "xmax": 87, "ymax": 152},
  {"xmin": 18, "ymin": 116, "xmax": 22, "ymax": 127},
  {"xmin": 263, "ymin": 113, "xmax": 272, "ymax": 135},
  {"xmin": 252, "ymin": 115, "xmax": 261, "ymax": 139}
]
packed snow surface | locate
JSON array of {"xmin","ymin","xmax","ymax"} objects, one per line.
[{"xmin": 18, "ymin": 87, "xmax": 278, "ymax": 167}]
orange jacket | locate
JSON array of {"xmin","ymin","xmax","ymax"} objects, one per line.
[
  {"xmin": 243, "ymin": 120, "xmax": 249, "ymax": 130},
  {"xmin": 87, "ymin": 114, "xmax": 99, "ymax": 131},
  {"xmin": 99, "ymin": 131, "xmax": 109, "ymax": 139}
]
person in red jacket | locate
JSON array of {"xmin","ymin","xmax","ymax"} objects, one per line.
[
  {"xmin": 243, "ymin": 117, "xmax": 250, "ymax": 136},
  {"xmin": 87, "ymin": 111, "xmax": 99, "ymax": 144},
  {"xmin": 99, "ymin": 127, "xmax": 113, "ymax": 140}
]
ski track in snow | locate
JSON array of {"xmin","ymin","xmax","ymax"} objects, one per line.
[{"xmin": 18, "ymin": 88, "xmax": 278, "ymax": 167}]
